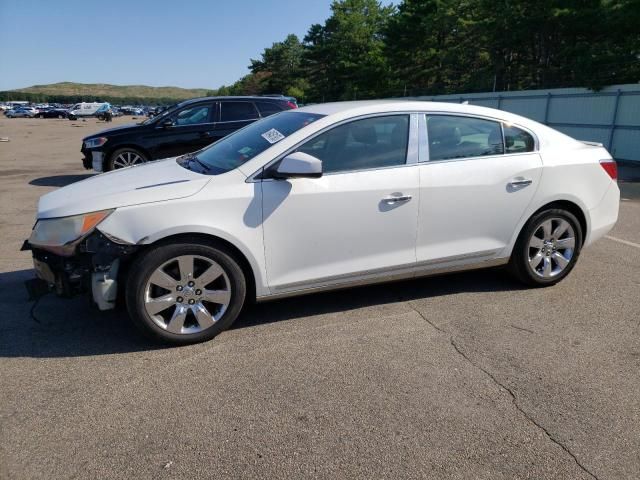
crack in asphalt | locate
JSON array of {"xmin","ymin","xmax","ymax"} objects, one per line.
[{"xmin": 407, "ymin": 303, "xmax": 601, "ymax": 480}]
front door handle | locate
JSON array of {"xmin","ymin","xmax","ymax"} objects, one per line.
[
  {"xmin": 199, "ymin": 131, "xmax": 212, "ymax": 138},
  {"xmin": 508, "ymin": 179, "xmax": 532, "ymax": 187},
  {"xmin": 382, "ymin": 194, "xmax": 412, "ymax": 205}
]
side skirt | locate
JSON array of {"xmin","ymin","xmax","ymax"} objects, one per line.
[{"xmin": 256, "ymin": 256, "xmax": 509, "ymax": 303}]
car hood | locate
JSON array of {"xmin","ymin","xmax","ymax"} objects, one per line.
[
  {"xmin": 83, "ymin": 122, "xmax": 145, "ymax": 140},
  {"xmin": 37, "ymin": 158, "xmax": 211, "ymax": 219}
]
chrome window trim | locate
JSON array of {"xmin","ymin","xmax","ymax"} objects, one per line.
[
  {"xmin": 216, "ymin": 118, "xmax": 260, "ymax": 124},
  {"xmin": 247, "ymin": 111, "xmax": 420, "ymax": 183},
  {"xmin": 419, "ymin": 112, "xmax": 540, "ymax": 164},
  {"xmin": 159, "ymin": 121, "xmax": 217, "ymax": 129}
]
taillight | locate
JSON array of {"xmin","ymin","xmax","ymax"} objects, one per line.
[
  {"xmin": 599, "ymin": 159, "xmax": 617, "ymax": 181},
  {"xmin": 286, "ymin": 101, "xmax": 298, "ymax": 109}
]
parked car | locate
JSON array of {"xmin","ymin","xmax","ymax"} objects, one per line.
[
  {"xmin": 37, "ymin": 108, "xmax": 69, "ymax": 119},
  {"xmin": 81, "ymin": 95, "xmax": 297, "ymax": 171},
  {"xmin": 25, "ymin": 101, "xmax": 620, "ymax": 345},
  {"xmin": 119, "ymin": 106, "xmax": 144, "ymax": 116},
  {"xmin": 5, "ymin": 107, "xmax": 38, "ymax": 118},
  {"xmin": 67, "ymin": 102, "xmax": 110, "ymax": 120}
]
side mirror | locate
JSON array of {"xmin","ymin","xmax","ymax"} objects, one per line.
[
  {"xmin": 273, "ymin": 152, "xmax": 323, "ymax": 179},
  {"xmin": 160, "ymin": 119, "xmax": 174, "ymax": 129}
]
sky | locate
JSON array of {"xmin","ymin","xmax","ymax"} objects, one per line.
[{"xmin": 0, "ymin": 0, "xmax": 336, "ymax": 91}]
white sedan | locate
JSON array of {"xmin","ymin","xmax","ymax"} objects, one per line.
[
  {"xmin": 6, "ymin": 107, "xmax": 38, "ymax": 118},
  {"xmin": 25, "ymin": 101, "xmax": 620, "ymax": 344}
]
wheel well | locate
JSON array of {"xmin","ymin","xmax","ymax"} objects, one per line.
[
  {"xmin": 131, "ymin": 233, "xmax": 257, "ymax": 302},
  {"xmin": 531, "ymin": 200, "xmax": 587, "ymax": 245}
]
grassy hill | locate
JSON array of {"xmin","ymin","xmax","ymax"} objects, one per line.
[{"xmin": 11, "ymin": 82, "xmax": 212, "ymax": 100}]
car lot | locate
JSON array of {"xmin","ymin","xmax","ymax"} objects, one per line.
[{"xmin": 0, "ymin": 116, "xmax": 639, "ymax": 479}]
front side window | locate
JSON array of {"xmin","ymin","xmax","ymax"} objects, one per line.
[
  {"xmin": 504, "ymin": 124, "xmax": 535, "ymax": 153},
  {"xmin": 296, "ymin": 115, "xmax": 410, "ymax": 173},
  {"xmin": 220, "ymin": 102, "xmax": 259, "ymax": 122},
  {"xmin": 427, "ymin": 115, "xmax": 503, "ymax": 161},
  {"xmin": 173, "ymin": 104, "xmax": 211, "ymax": 126}
]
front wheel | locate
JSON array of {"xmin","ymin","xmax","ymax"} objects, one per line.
[
  {"xmin": 126, "ymin": 241, "xmax": 246, "ymax": 345},
  {"xmin": 107, "ymin": 147, "xmax": 148, "ymax": 170},
  {"xmin": 509, "ymin": 208, "xmax": 583, "ymax": 287}
]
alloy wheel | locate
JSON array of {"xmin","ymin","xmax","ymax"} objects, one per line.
[
  {"xmin": 113, "ymin": 151, "xmax": 145, "ymax": 168},
  {"xmin": 143, "ymin": 255, "xmax": 231, "ymax": 334},
  {"xmin": 527, "ymin": 218, "xmax": 576, "ymax": 278}
]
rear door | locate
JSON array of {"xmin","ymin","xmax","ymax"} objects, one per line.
[
  {"xmin": 416, "ymin": 114, "xmax": 542, "ymax": 267},
  {"xmin": 213, "ymin": 101, "xmax": 260, "ymax": 139},
  {"xmin": 148, "ymin": 102, "xmax": 216, "ymax": 159}
]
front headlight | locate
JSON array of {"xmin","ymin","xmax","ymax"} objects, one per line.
[
  {"xmin": 84, "ymin": 137, "xmax": 108, "ymax": 149},
  {"xmin": 29, "ymin": 209, "xmax": 114, "ymax": 255}
]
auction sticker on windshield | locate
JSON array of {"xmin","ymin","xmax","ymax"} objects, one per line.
[{"xmin": 261, "ymin": 128, "xmax": 286, "ymax": 144}]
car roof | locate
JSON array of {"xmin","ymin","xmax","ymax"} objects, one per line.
[
  {"xmin": 296, "ymin": 99, "xmax": 522, "ymax": 120},
  {"xmin": 182, "ymin": 95, "xmax": 285, "ymax": 106}
]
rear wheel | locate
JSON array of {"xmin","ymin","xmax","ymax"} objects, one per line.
[
  {"xmin": 108, "ymin": 147, "xmax": 148, "ymax": 170},
  {"xmin": 126, "ymin": 241, "xmax": 246, "ymax": 345},
  {"xmin": 509, "ymin": 208, "xmax": 583, "ymax": 287}
]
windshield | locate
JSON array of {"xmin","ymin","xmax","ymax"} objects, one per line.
[{"xmin": 189, "ymin": 112, "xmax": 324, "ymax": 174}]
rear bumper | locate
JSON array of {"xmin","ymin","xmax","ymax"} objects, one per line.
[{"xmin": 585, "ymin": 182, "xmax": 620, "ymax": 247}]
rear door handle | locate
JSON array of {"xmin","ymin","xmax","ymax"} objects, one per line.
[
  {"xmin": 382, "ymin": 195, "xmax": 412, "ymax": 205},
  {"xmin": 508, "ymin": 179, "xmax": 532, "ymax": 187}
]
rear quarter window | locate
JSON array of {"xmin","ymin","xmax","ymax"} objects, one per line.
[
  {"xmin": 220, "ymin": 102, "xmax": 259, "ymax": 122},
  {"xmin": 504, "ymin": 125, "xmax": 535, "ymax": 153}
]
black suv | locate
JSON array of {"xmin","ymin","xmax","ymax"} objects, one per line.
[{"xmin": 81, "ymin": 96, "xmax": 296, "ymax": 171}]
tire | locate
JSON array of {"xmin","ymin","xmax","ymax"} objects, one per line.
[
  {"xmin": 509, "ymin": 208, "xmax": 583, "ymax": 287},
  {"xmin": 125, "ymin": 240, "xmax": 246, "ymax": 345},
  {"xmin": 107, "ymin": 147, "xmax": 148, "ymax": 171}
]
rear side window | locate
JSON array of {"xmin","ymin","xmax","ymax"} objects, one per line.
[
  {"xmin": 427, "ymin": 115, "xmax": 503, "ymax": 161},
  {"xmin": 504, "ymin": 124, "xmax": 535, "ymax": 153},
  {"xmin": 256, "ymin": 101, "xmax": 284, "ymax": 117},
  {"xmin": 220, "ymin": 102, "xmax": 259, "ymax": 122}
]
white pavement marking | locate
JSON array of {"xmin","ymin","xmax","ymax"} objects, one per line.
[{"xmin": 605, "ymin": 235, "xmax": 640, "ymax": 249}]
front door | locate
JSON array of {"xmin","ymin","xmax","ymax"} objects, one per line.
[
  {"xmin": 149, "ymin": 102, "xmax": 216, "ymax": 159},
  {"xmin": 416, "ymin": 114, "xmax": 542, "ymax": 266},
  {"xmin": 261, "ymin": 114, "xmax": 420, "ymax": 294}
]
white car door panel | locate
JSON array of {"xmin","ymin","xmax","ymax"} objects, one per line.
[
  {"xmin": 417, "ymin": 154, "xmax": 542, "ymax": 263},
  {"xmin": 262, "ymin": 167, "xmax": 420, "ymax": 293}
]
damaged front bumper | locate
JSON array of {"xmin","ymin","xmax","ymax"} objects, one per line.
[
  {"xmin": 22, "ymin": 231, "xmax": 138, "ymax": 310},
  {"xmin": 81, "ymin": 147, "xmax": 104, "ymax": 172}
]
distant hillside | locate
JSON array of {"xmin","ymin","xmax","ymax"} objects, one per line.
[{"xmin": 4, "ymin": 82, "xmax": 215, "ymax": 103}]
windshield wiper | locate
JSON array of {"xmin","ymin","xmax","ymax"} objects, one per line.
[{"xmin": 179, "ymin": 153, "xmax": 211, "ymax": 173}]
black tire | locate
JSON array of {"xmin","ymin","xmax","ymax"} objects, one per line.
[
  {"xmin": 107, "ymin": 147, "xmax": 148, "ymax": 171},
  {"xmin": 509, "ymin": 208, "xmax": 583, "ymax": 287},
  {"xmin": 126, "ymin": 240, "xmax": 246, "ymax": 345}
]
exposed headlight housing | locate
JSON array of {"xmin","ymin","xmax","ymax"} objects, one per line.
[
  {"xmin": 84, "ymin": 137, "xmax": 108, "ymax": 149},
  {"xmin": 29, "ymin": 209, "xmax": 114, "ymax": 256}
]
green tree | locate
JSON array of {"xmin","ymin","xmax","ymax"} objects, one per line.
[
  {"xmin": 302, "ymin": 0, "xmax": 395, "ymax": 101},
  {"xmin": 385, "ymin": 0, "xmax": 490, "ymax": 95},
  {"xmin": 250, "ymin": 34, "xmax": 305, "ymax": 94}
]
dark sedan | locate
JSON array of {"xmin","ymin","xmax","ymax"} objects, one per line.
[
  {"xmin": 81, "ymin": 96, "xmax": 296, "ymax": 171},
  {"xmin": 37, "ymin": 108, "xmax": 69, "ymax": 119}
]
